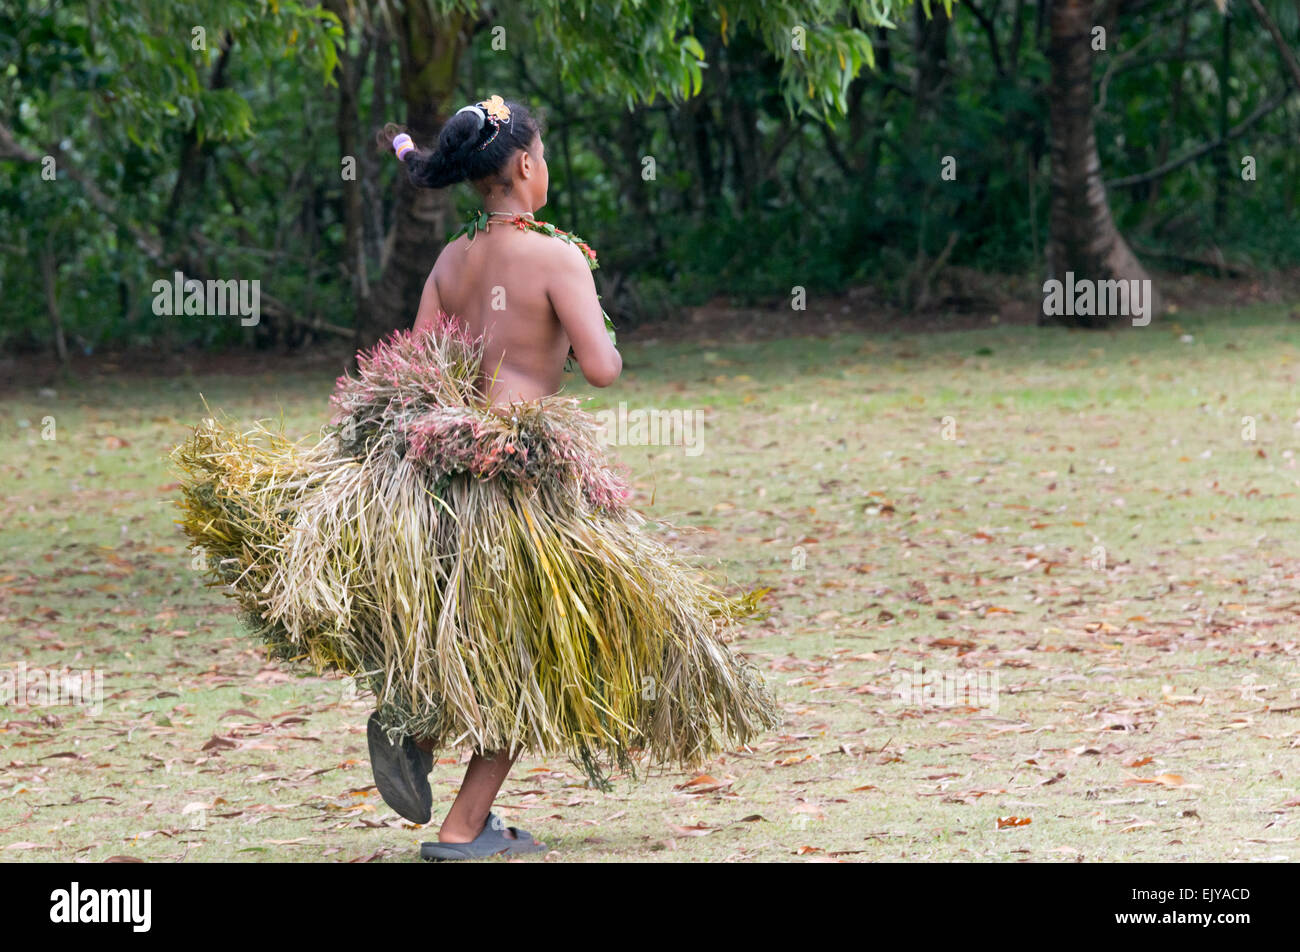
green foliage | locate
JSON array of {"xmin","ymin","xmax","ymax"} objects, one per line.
[
  {"xmin": 523, "ymin": 0, "xmax": 1299, "ymax": 313},
  {"xmin": 509, "ymin": 0, "xmax": 914, "ymax": 119},
  {"xmin": 1, "ymin": 0, "xmax": 1297, "ymax": 354},
  {"xmin": 0, "ymin": 0, "xmax": 345, "ymax": 353},
  {"xmin": 10, "ymin": 0, "xmax": 342, "ymax": 152}
]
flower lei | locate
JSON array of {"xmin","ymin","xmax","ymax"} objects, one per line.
[{"xmin": 450, "ymin": 211, "xmax": 617, "ymax": 346}]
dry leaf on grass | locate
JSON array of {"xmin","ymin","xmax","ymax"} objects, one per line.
[
  {"xmin": 666, "ymin": 823, "xmax": 715, "ymax": 837},
  {"xmin": 1124, "ymin": 774, "xmax": 1190, "ymax": 787}
]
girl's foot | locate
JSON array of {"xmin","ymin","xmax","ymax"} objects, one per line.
[
  {"xmin": 438, "ymin": 812, "xmax": 534, "ymax": 844},
  {"xmin": 421, "ymin": 812, "xmax": 546, "ymax": 860}
]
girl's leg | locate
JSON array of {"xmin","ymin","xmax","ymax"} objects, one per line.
[{"xmin": 437, "ymin": 749, "xmax": 534, "ymax": 844}]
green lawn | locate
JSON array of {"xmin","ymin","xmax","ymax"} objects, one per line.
[{"xmin": 3, "ymin": 303, "xmax": 1300, "ymax": 862}]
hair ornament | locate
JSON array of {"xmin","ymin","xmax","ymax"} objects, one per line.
[
  {"xmin": 474, "ymin": 95, "xmax": 512, "ymax": 151},
  {"xmin": 391, "ymin": 132, "xmax": 415, "ymax": 161}
]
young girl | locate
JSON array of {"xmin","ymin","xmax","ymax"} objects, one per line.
[
  {"xmin": 174, "ymin": 95, "xmax": 780, "ymax": 862},
  {"xmin": 372, "ymin": 98, "xmax": 624, "ymax": 856}
]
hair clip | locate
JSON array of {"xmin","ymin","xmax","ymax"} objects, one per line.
[
  {"xmin": 391, "ymin": 132, "xmax": 415, "ymax": 161},
  {"xmin": 474, "ymin": 95, "xmax": 512, "ymax": 151},
  {"xmin": 454, "ymin": 104, "xmax": 487, "ymax": 129}
]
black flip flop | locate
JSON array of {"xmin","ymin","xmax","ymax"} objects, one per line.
[
  {"xmin": 366, "ymin": 711, "xmax": 433, "ymax": 824},
  {"xmin": 420, "ymin": 812, "xmax": 548, "ymax": 861}
]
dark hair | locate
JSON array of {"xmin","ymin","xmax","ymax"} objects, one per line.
[{"xmin": 378, "ymin": 100, "xmax": 539, "ymax": 190}]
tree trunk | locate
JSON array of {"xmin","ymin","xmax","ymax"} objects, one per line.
[
  {"xmin": 1045, "ymin": 0, "xmax": 1161, "ymax": 328},
  {"xmin": 366, "ymin": 22, "xmax": 392, "ymax": 271},
  {"xmin": 40, "ymin": 231, "xmax": 68, "ymax": 367},
  {"xmin": 162, "ymin": 31, "xmax": 234, "ymax": 252},
  {"xmin": 914, "ymin": 3, "xmax": 950, "ymax": 109},
  {"xmin": 1142, "ymin": 0, "xmax": 1192, "ymax": 226},
  {"xmin": 360, "ymin": 7, "xmax": 469, "ymax": 348},
  {"xmin": 325, "ymin": 0, "xmax": 372, "ymax": 337},
  {"xmin": 1213, "ymin": 8, "xmax": 1231, "ymax": 231}
]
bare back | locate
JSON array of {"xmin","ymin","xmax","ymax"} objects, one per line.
[
  {"xmin": 432, "ymin": 227, "xmax": 568, "ymax": 404},
  {"xmin": 413, "ymin": 220, "xmax": 622, "ymax": 407}
]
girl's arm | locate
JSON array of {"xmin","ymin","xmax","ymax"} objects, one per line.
[
  {"xmin": 548, "ymin": 242, "xmax": 622, "ymax": 387},
  {"xmin": 412, "ymin": 269, "xmax": 443, "ymax": 335}
]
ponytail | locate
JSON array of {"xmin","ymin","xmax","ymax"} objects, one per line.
[{"xmin": 377, "ymin": 99, "xmax": 539, "ymax": 190}]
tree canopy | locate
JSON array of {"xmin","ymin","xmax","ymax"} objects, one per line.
[{"xmin": 2, "ymin": 0, "xmax": 1295, "ymax": 355}]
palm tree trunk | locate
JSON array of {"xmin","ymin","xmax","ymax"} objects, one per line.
[{"xmin": 1045, "ymin": 0, "xmax": 1160, "ymax": 328}]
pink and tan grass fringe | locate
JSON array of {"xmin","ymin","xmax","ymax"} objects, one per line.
[{"xmin": 172, "ymin": 314, "xmax": 780, "ymax": 787}]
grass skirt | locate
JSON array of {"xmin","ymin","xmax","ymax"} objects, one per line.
[{"xmin": 172, "ymin": 314, "xmax": 781, "ymax": 787}]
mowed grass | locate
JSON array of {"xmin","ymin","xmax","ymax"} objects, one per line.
[{"xmin": 3, "ymin": 302, "xmax": 1300, "ymax": 863}]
